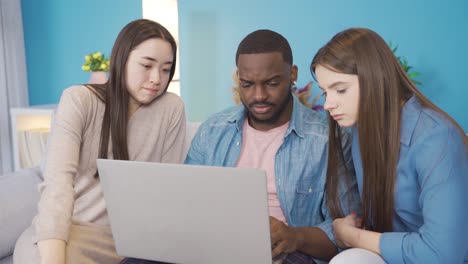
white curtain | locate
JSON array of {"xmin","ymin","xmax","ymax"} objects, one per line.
[{"xmin": 0, "ymin": 0, "xmax": 29, "ymax": 174}]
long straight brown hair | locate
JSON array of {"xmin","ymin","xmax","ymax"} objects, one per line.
[
  {"xmin": 85, "ymin": 19, "xmax": 177, "ymax": 176},
  {"xmin": 311, "ymin": 28, "xmax": 468, "ymax": 232}
]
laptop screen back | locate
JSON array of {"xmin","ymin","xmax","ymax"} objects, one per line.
[{"xmin": 97, "ymin": 159, "xmax": 272, "ymax": 264}]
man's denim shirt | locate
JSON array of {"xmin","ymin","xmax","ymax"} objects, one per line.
[{"xmin": 185, "ymin": 95, "xmax": 360, "ymax": 245}]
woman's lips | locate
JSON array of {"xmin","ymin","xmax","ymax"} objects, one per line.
[
  {"xmin": 332, "ymin": 114, "xmax": 344, "ymax": 120},
  {"xmin": 143, "ymin": 88, "xmax": 159, "ymax": 93}
]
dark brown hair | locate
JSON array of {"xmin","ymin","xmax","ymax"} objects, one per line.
[
  {"xmin": 85, "ymin": 19, "xmax": 177, "ymax": 175},
  {"xmin": 311, "ymin": 28, "xmax": 468, "ymax": 232}
]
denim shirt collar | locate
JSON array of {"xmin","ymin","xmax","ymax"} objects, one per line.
[
  {"xmin": 400, "ymin": 95, "xmax": 421, "ymax": 146},
  {"xmin": 225, "ymin": 94, "xmax": 306, "ymax": 138}
]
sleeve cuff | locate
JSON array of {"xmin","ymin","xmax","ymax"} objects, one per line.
[
  {"xmin": 380, "ymin": 232, "xmax": 406, "ymax": 263},
  {"xmin": 315, "ymin": 220, "xmax": 336, "ymax": 245}
]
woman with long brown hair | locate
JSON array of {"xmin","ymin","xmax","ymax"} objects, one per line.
[
  {"xmin": 14, "ymin": 19, "xmax": 186, "ymax": 264},
  {"xmin": 311, "ymin": 28, "xmax": 468, "ymax": 263}
]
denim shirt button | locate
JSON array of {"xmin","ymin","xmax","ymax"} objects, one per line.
[{"xmin": 236, "ymin": 141, "xmax": 240, "ymax": 146}]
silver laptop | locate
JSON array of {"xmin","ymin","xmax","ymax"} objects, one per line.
[{"xmin": 97, "ymin": 159, "xmax": 272, "ymax": 264}]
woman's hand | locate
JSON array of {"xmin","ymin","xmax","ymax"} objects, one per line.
[
  {"xmin": 332, "ymin": 213, "xmax": 361, "ymax": 248},
  {"xmin": 333, "ymin": 213, "xmax": 382, "ymax": 255}
]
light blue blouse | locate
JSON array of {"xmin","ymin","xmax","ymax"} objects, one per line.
[{"xmin": 352, "ymin": 96, "xmax": 468, "ymax": 263}]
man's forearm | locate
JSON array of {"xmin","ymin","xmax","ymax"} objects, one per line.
[{"xmin": 294, "ymin": 227, "xmax": 337, "ymax": 261}]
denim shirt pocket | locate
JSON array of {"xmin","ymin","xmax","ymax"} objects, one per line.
[{"xmin": 292, "ymin": 180, "xmax": 324, "ymax": 226}]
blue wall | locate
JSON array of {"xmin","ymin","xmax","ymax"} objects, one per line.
[
  {"xmin": 21, "ymin": 0, "xmax": 142, "ymax": 105},
  {"xmin": 178, "ymin": 0, "xmax": 468, "ymax": 129},
  {"xmin": 22, "ymin": 1, "xmax": 468, "ymax": 130}
]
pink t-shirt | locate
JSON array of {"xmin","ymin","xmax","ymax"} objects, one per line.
[{"xmin": 236, "ymin": 119, "xmax": 289, "ymax": 223}]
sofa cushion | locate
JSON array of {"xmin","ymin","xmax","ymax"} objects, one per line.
[
  {"xmin": 183, "ymin": 122, "xmax": 201, "ymax": 158},
  {"xmin": 0, "ymin": 167, "xmax": 41, "ymax": 259},
  {"xmin": 0, "ymin": 256, "xmax": 12, "ymax": 264}
]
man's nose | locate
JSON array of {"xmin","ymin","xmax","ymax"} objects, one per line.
[{"xmin": 253, "ymin": 85, "xmax": 267, "ymax": 101}]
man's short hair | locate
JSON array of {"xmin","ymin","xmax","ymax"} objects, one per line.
[{"xmin": 235, "ymin": 29, "xmax": 293, "ymax": 65}]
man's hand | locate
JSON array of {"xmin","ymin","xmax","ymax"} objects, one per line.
[{"xmin": 269, "ymin": 216, "xmax": 304, "ymax": 257}]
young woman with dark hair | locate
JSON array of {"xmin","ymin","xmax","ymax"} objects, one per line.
[
  {"xmin": 311, "ymin": 28, "xmax": 468, "ymax": 263},
  {"xmin": 14, "ymin": 19, "xmax": 186, "ymax": 264}
]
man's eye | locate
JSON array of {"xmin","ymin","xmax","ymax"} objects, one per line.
[{"xmin": 240, "ymin": 82, "xmax": 252, "ymax": 88}]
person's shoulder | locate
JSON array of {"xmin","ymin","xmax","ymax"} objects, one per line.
[
  {"xmin": 158, "ymin": 91, "xmax": 183, "ymax": 102},
  {"xmin": 420, "ymin": 107, "xmax": 453, "ymax": 129},
  {"xmin": 205, "ymin": 105, "xmax": 241, "ymax": 123},
  {"xmin": 298, "ymin": 105, "xmax": 330, "ymax": 137},
  {"xmin": 145, "ymin": 92, "xmax": 185, "ymax": 117},
  {"xmin": 198, "ymin": 105, "xmax": 242, "ymax": 130},
  {"xmin": 60, "ymin": 85, "xmax": 99, "ymax": 106},
  {"xmin": 155, "ymin": 91, "xmax": 184, "ymax": 108},
  {"xmin": 62, "ymin": 85, "xmax": 91, "ymax": 97},
  {"xmin": 409, "ymin": 105, "xmax": 467, "ymax": 181},
  {"xmin": 412, "ymin": 105, "xmax": 464, "ymax": 147}
]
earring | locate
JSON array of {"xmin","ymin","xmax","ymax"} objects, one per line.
[{"xmin": 291, "ymin": 82, "xmax": 297, "ymax": 92}]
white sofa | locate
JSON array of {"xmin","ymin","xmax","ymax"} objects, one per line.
[{"xmin": 0, "ymin": 122, "xmax": 200, "ymax": 264}]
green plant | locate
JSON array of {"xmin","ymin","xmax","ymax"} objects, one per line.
[
  {"xmin": 81, "ymin": 51, "xmax": 110, "ymax": 72},
  {"xmin": 388, "ymin": 41, "xmax": 421, "ymax": 85}
]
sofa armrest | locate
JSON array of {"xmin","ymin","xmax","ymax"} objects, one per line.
[{"xmin": 0, "ymin": 167, "xmax": 42, "ymax": 259}]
